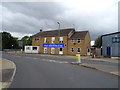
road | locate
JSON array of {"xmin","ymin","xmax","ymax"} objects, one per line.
[{"xmin": 2, "ymin": 53, "xmax": 118, "ymax": 88}]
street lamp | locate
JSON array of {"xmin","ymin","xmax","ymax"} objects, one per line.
[
  {"xmin": 57, "ymin": 22, "xmax": 60, "ymax": 55},
  {"xmin": 57, "ymin": 22, "xmax": 60, "ymax": 37},
  {"xmin": 12, "ymin": 45, "xmax": 13, "ymax": 49}
]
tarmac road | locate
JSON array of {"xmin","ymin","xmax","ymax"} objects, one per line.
[{"xmin": 2, "ymin": 53, "xmax": 118, "ymax": 88}]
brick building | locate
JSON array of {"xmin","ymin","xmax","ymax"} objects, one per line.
[{"xmin": 32, "ymin": 28, "xmax": 91, "ymax": 56}]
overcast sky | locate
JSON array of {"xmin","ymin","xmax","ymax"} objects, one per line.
[{"xmin": 1, "ymin": 0, "xmax": 119, "ymax": 40}]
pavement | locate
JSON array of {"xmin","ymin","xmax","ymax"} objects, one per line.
[{"xmin": 0, "ymin": 58, "xmax": 16, "ymax": 90}]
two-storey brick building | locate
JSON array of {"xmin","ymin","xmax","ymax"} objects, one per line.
[{"xmin": 32, "ymin": 28, "xmax": 91, "ymax": 56}]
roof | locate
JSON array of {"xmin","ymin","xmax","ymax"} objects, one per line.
[
  {"xmin": 69, "ymin": 31, "xmax": 88, "ymax": 39},
  {"xmin": 102, "ymin": 32, "xmax": 120, "ymax": 37},
  {"xmin": 32, "ymin": 28, "xmax": 75, "ymax": 37}
]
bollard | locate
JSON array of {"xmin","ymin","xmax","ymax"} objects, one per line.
[{"xmin": 76, "ymin": 54, "xmax": 81, "ymax": 64}]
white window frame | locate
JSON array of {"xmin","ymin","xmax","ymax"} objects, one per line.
[
  {"xmin": 77, "ymin": 48, "xmax": 81, "ymax": 53},
  {"xmin": 59, "ymin": 37, "xmax": 63, "ymax": 43},
  {"xmin": 51, "ymin": 48, "xmax": 55, "ymax": 54},
  {"xmin": 44, "ymin": 47, "xmax": 47, "ymax": 53},
  {"xmin": 44, "ymin": 38, "xmax": 47, "ymax": 43},
  {"xmin": 71, "ymin": 39, "xmax": 74, "ymax": 43},
  {"xmin": 78, "ymin": 39, "xmax": 81, "ymax": 43},
  {"xmin": 71, "ymin": 48, "xmax": 74, "ymax": 52},
  {"xmin": 51, "ymin": 37, "xmax": 55, "ymax": 43},
  {"xmin": 34, "ymin": 38, "xmax": 39, "ymax": 42}
]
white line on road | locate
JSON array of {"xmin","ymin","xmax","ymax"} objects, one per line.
[{"xmin": 42, "ymin": 59, "xmax": 69, "ymax": 64}]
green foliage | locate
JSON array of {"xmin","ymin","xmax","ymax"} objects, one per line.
[
  {"xmin": 94, "ymin": 36, "xmax": 102, "ymax": 48},
  {"xmin": 2, "ymin": 32, "xmax": 19, "ymax": 50},
  {"xmin": 20, "ymin": 36, "xmax": 32, "ymax": 47}
]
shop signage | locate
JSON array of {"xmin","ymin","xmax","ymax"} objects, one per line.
[{"xmin": 42, "ymin": 43, "xmax": 64, "ymax": 47}]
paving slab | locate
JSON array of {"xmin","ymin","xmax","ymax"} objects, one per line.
[
  {"xmin": 71, "ymin": 62, "xmax": 119, "ymax": 76},
  {"xmin": 0, "ymin": 58, "xmax": 16, "ymax": 89}
]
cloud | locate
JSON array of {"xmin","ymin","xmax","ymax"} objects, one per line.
[{"xmin": 1, "ymin": 0, "xmax": 119, "ymax": 40}]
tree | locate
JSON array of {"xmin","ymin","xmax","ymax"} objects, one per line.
[
  {"xmin": 20, "ymin": 36, "xmax": 32, "ymax": 49},
  {"xmin": 2, "ymin": 32, "xmax": 19, "ymax": 50},
  {"xmin": 94, "ymin": 36, "xmax": 102, "ymax": 48}
]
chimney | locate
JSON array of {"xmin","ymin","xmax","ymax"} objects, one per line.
[{"xmin": 40, "ymin": 29, "xmax": 42, "ymax": 32}]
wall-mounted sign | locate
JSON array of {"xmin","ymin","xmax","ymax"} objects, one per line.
[{"xmin": 42, "ymin": 43, "xmax": 64, "ymax": 47}]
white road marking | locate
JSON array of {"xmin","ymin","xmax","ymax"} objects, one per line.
[
  {"xmin": 13, "ymin": 56, "xmax": 21, "ymax": 58},
  {"xmin": 42, "ymin": 59, "xmax": 69, "ymax": 64},
  {"xmin": 33, "ymin": 58, "xmax": 38, "ymax": 60}
]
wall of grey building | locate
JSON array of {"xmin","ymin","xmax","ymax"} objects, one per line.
[{"xmin": 102, "ymin": 33, "xmax": 120, "ymax": 57}]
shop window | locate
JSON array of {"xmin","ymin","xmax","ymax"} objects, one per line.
[
  {"xmin": 77, "ymin": 48, "xmax": 81, "ymax": 52},
  {"xmin": 33, "ymin": 47, "xmax": 37, "ymax": 50},
  {"xmin": 44, "ymin": 47, "xmax": 47, "ymax": 53},
  {"xmin": 26, "ymin": 47, "xmax": 31, "ymax": 50},
  {"xmin": 78, "ymin": 39, "xmax": 81, "ymax": 43}
]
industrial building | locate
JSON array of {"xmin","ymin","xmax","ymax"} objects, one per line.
[{"xmin": 102, "ymin": 32, "xmax": 120, "ymax": 57}]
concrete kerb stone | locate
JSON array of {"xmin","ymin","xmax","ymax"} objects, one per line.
[
  {"xmin": 0, "ymin": 58, "xmax": 16, "ymax": 89},
  {"xmin": 70, "ymin": 62, "xmax": 119, "ymax": 76},
  {"xmin": 70, "ymin": 62, "xmax": 97, "ymax": 69}
]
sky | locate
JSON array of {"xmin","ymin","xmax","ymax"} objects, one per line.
[{"xmin": 1, "ymin": 0, "xmax": 119, "ymax": 40}]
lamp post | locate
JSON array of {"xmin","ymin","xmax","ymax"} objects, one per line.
[
  {"xmin": 57, "ymin": 22, "xmax": 60, "ymax": 37},
  {"xmin": 57, "ymin": 22, "xmax": 60, "ymax": 55},
  {"xmin": 12, "ymin": 45, "xmax": 13, "ymax": 50}
]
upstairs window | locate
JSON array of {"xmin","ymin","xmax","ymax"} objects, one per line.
[
  {"xmin": 51, "ymin": 37, "xmax": 55, "ymax": 43},
  {"xmin": 71, "ymin": 39, "xmax": 74, "ymax": 43},
  {"xmin": 59, "ymin": 37, "xmax": 63, "ymax": 43},
  {"xmin": 34, "ymin": 38, "xmax": 39, "ymax": 42},
  {"xmin": 44, "ymin": 38, "xmax": 47, "ymax": 43},
  {"xmin": 78, "ymin": 39, "xmax": 81, "ymax": 43}
]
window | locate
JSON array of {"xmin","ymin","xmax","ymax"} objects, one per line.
[
  {"xmin": 51, "ymin": 37, "xmax": 55, "ymax": 43},
  {"xmin": 112, "ymin": 37, "xmax": 120, "ymax": 43},
  {"xmin": 87, "ymin": 48, "xmax": 90, "ymax": 52},
  {"xmin": 77, "ymin": 48, "xmax": 81, "ymax": 52},
  {"xmin": 33, "ymin": 47, "xmax": 37, "ymax": 50},
  {"xmin": 34, "ymin": 38, "xmax": 39, "ymax": 42},
  {"xmin": 78, "ymin": 39, "xmax": 81, "ymax": 43},
  {"xmin": 71, "ymin": 39, "xmax": 74, "ymax": 43},
  {"xmin": 59, "ymin": 37, "xmax": 63, "ymax": 43},
  {"xmin": 44, "ymin": 38, "xmax": 47, "ymax": 43},
  {"xmin": 71, "ymin": 48, "xmax": 74, "ymax": 52},
  {"xmin": 60, "ymin": 48, "xmax": 63, "ymax": 51},
  {"xmin": 26, "ymin": 47, "xmax": 31, "ymax": 50},
  {"xmin": 44, "ymin": 47, "xmax": 47, "ymax": 53}
]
